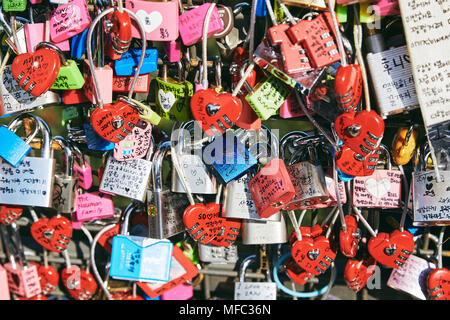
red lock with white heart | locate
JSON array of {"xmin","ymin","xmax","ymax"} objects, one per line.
[
  {"xmin": 339, "ymin": 215, "xmax": 360, "ymax": 258},
  {"xmin": 183, "ymin": 203, "xmax": 224, "ymax": 245},
  {"xmin": 427, "ymin": 267, "xmax": 450, "ymax": 300},
  {"xmin": 30, "ymin": 216, "xmax": 73, "ymax": 253},
  {"xmin": 0, "ymin": 205, "xmax": 23, "ymax": 226},
  {"xmin": 61, "ymin": 266, "xmax": 98, "ymax": 300},
  {"xmin": 334, "ymin": 110, "xmax": 385, "ymax": 157},
  {"xmin": 190, "ymin": 88, "xmax": 242, "ymax": 136},
  {"xmin": 368, "ymin": 230, "xmax": 414, "ymax": 269},
  {"xmin": 344, "ymin": 256, "xmax": 377, "ymax": 293}
]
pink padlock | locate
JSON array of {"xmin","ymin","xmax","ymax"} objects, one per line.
[
  {"xmin": 29, "ymin": 0, "xmax": 42, "ymax": 3},
  {"xmin": 114, "ymin": 119, "xmax": 152, "ymax": 161},
  {"xmin": 73, "ymin": 161, "xmax": 93, "ymax": 191},
  {"xmin": 163, "ymin": 39, "xmax": 181, "ymax": 63},
  {"xmin": 125, "ymin": 0, "xmax": 179, "ymax": 41},
  {"xmin": 4, "ymin": 263, "xmax": 41, "ymax": 298},
  {"xmin": 50, "ymin": 0, "xmax": 91, "ymax": 43},
  {"xmin": 74, "ymin": 191, "xmax": 115, "ymax": 222},
  {"xmin": 112, "ymin": 74, "xmax": 150, "ymax": 93},
  {"xmin": 279, "ymin": 90, "xmax": 307, "ymax": 119},
  {"xmin": 179, "ymin": 3, "xmax": 224, "ymax": 46},
  {"xmin": 248, "ymin": 159, "xmax": 296, "ymax": 219},
  {"xmin": 25, "ymin": 23, "xmax": 70, "ymax": 53},
  {"xmin": 372, "ymin": 0, "xmax": 400, "ymax": 16},
  {"xmin": 161, "ymin": 283, "xmax": 194, "ymax": 300},
  {"xmin": 0, "ymin": 265, "xmax": 10, "ymax": 300},
  {"xmin": 83, "ymin": 59, "xmax": 113, "ymax": 105}
]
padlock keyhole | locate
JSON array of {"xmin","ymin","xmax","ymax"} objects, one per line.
[{"xmin": 206, "ymin": 104, "xmax": 221, "ymax": 116}]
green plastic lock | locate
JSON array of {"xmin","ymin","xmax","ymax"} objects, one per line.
[
  {"xmin": 245, "ymin": 75, "xmax": 291, "ymax": 120},
  {"xmin": 51, "ymin": 60, "xmax": 85, "ymax": 90},
  {"xmin": 336, "ymin": 5, "xmax": 347, "ymax": 23},
  {"xmin": 155, "ymin": 77, "xmax": 194, "ymax": 122},
  {"xmin": 3, "ymin": 0, "xmax": 27, "ymax": 12},
  {"xmin": 61, "ymin": 106, "xmax": 79, "ymax": 125}
]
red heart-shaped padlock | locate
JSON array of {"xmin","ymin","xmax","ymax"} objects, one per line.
[
  {"xmin": 0, "ymin": 205, "xmax": 23, "ymax": 226},
  {"xmin": 208, "ymin": 218, "xmax": 241, "ymax": 247},
  {"xmin": 30, "ymin": 216, "xmax": 73, "ymax": 253},
  {"xmin": 427, "ymin": 267, "xmax": 450, "ymax": 300},
  {"xmin": 90, "ymin": 100, "xmax": 140, "ymax": 143},
  {"xmin": 11, "ymin": 47, "xmax": 61, "ymax": 97},
  {"xmin": 368, "ymin": 230, "xmax": 414, "ymax": 269},
  {"xmin": 335, "ymin": 146, "xmax": 380, "ymax": 177},
  {"xmin": 105, "ymin": 10, "xmax": 132, "ymax": 60},
  {"xmin": 335, "ymin": 64, "xmax": 363, "ymax": 113},
  {"xmin": 289, "ymin": 225, "xmax": 323, "ymax": 245},
  {"xmin": 183, "ymin": 203, "xmax": 224, "ymax": 244},
  {"xmin": 340, "ymin": 215, "xmax": 360, "ymax": 258},
  {"xmin": 285, "ymin": 256, "xmax": 315, "ymax": 285},
  {"xmin": 344, "ymin": 256, "xmax": 377, "ymax": 293},
  {"xmin": 334, "ymin": 110, "xmax": 385, "ymax": 156},
  {"xmin": 29, "ymin": 262, "xmax": 60, "ymax": 296},
  {"xmin": 190, "ymin": 88, "xmax": 242, "ymax": 136},
  {"xmin": 291, "ymin": 235, "xmax": 337, "ymax": 276},
  {"xmin": 61, "ymin": 266, "xmax": 98, "ymax": 300}
]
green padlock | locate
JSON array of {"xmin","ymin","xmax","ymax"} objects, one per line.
[
  {"xmin": 61, "ymin": 106, "xmax": 79, "ymax": 126},
  {"xmin": 3, "ymin": 0, "xmax": 27, "ymax": 12},
  {"xmin": 155, "ymin": 62, "xmax": 193, "ymax": 122},
  {"xmin": 245, "ymin": 74, "xmax": 291, "ymax": 120},
  {"xmin": 51, "ymin": 59, "xmax": 85, "ymax": 90}
]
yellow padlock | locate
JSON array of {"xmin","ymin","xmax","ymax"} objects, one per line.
[{"xmin": 392, "ymin": 126, "xmax": 419, "ymax": 165}]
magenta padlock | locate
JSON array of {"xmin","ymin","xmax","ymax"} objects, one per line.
[
  {"xmin": 83, "ymin": 59, "xmax": 113, "ymax": 105},
  {"xmin": 163, "ymin": 40, "xmax": 181, "ymax": 63},
  {"xmin": 114, "ymin": 119, "xmax": 152, "ymax": 161},
  {"xmin": 4, "ymin": 263, "xmax": 41, "ymax": 298},
  {"xmin": 50, "ymin": 0, "xmax": 91, "ymax": 43},
  {"xmin": 179, "ymin": 2, "xmax": 224, "ymax": 46},
  {"xmin": 72, "ymin": 151, "xmax": 93, "ymax": 190},
  {"xmin": 303, "ymin": 172, "xmax": 347, "ymax": 209},
  {"xmin": 74, "ymin": 191, "xmax": 115, "ymax": 222},
  {"xmin": 30, "ymin": 0, "xmax": 42, "ymax": 3},
  {"xmin": 25, "ymin": 23, "xmax": 70, "ymax": 53},
  {"xmin": 161, "ymin": 283, "xmax": 194, "ymax": 300},
  {"xmin": 0, "ymin": 265, "xmax": 10, "ymax": 300},
  {"xmin": 248, "ymin": 159, "xmax": 296, "ymax": 219},
  {"xmin": 372, "ymin": 0, "xmax": 400, "ymax": 16},
  {"xmin": 279, "ymin": 91, "xmax": 312, "ymax": 119},
  {"xmin": 125, "ymin": 0, "xmax": 179, "ymax": 41}
]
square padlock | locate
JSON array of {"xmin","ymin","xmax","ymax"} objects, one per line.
[{"xmin": 4, "ymin": 263, "xmax": 41, "ymax": 298}]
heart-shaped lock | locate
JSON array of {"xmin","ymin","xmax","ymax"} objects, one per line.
[
  {"xmin": 335, "ymin": 146, "xmax": 380, "ymax": 177},
  {"xmin": 61, "ymin": 266, "xmax": 98, "ymax": 300},
  {"xmin": 285, "ymin": 256, "xmax": 315, "ymax": 285},
  {"xmin": 427, "ymin": 267, "xmax": 450, "ymax": 300},
  {"xmin": 106, "ymin": 9, "xmax": 132, "ymax": 59},
  {"xmin": 208, "ymin": 218, "xmax": 241, "ymax": 247},
  {"xmin": 90, "ymin": 98, "xmax": 140, "ymax": 143},
  {"xmin": 190, "ymin": 88, "xmax": 242, "ymax": 136},
  {"xmin": 289, "ymin": 225, "xmax": 323, "ymax": 245},
  {"xmin": 0, "ymin": 205, "xmax": 23, "ymax": 226},
  {"xmin": 183, "ymin": 203, "xmax": 224, "ymax": 244},
  {"xmin": 368, "ymin": 230, "xmax": 414, "ymax": 269},
  {"xmin": 11, "ymin": 42, "xmax": 61, "ymax": 97},
  {"xmin": 30, "ymin": 216, "xmax": 73, "ymax": 253},
  {"xmin": 335, "ymin": 64, "xmax": 363, "ymax": 113},
  {"xmin": 339, "ymin": 215, "xmax": 360, "ymax": 258},
  {"xmin": 29, "ymin": 262, "xmax": 60, "ymax": 296},
  {"xmin": 334, "ymin": 110, "xmax": 385, "ymax": 156},
  {"xmin": 291, "ymin": 235, "xmax": 337, "ymax": 276},
  {"xmin": 344, "ymin": 257, "xmax": 377, "ymax": 293}
]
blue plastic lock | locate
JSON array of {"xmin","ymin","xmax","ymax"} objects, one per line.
[
  {"xmin": 114, "ymin": 48, "xmax": 158, "ymax": 76},
  {"xmin": 0, "ymin": 126, "xmax": 32, "ymax": 168},
  {"xmin": 71, "ymin": 29, "xmax": 88, "ymax": 60},
  {"xmin": 256, "ymin": 0, "xmax": 267, "ymax": 17},
  {"xmin": 83, "ymin": 122, "xmax": 115, "ymax": 151},
  {"xmin": 203, "ymin": 134, "xmax": 258, "ymax": 185}
]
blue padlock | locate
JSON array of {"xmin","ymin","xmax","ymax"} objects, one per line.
[
  {"xmin": 256, "ymin": 0, "xmax": 267, "ymax": 17},
  {"xmin": 0, "ymin": 113, "xmax": 39, "ymax": 168},
  {"xmin": 83, "ymin": 122, "xmax": 115, "ymax": 151},
  {"xmin": 114, "ymin": 48, "xmax": 158, "ymax": 76},
  {"xmin": 202, "ymin": 133, "xmax": 258, "ymax": 185},
  {"xmin": 71, "ymin": 29, "xmax": 88, "ymax": 59}
]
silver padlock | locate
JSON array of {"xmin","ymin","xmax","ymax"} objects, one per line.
[
  {"xmin": 147, "ymin": 141, "xmax": 190, "ymax": 239},
  {"xmin": 198, "ymin": 243, "xmax": 239, "ymax": 264},
  {"xmin": 0, "ymin": 113, "xmax": 56, "ymax": 208},
  {"xmin": 234, "ymin": 255, "xmax": 277, "ymax": 300},
  {"xmin": 51, "ymin": 137, "xmax": 78, "ymax": 214},
  {"xmin": 99, "ymin": 141, "xmax": 154, "ymax": 202},
  {"xmin": 170, "ymin": 121, "xmax": 217, "ymax": 194},
  {"xmin": 241, "ymin": 213, "xmax": 288, "ymax": 245}
]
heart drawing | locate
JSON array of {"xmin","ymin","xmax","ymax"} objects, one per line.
[
  {"xmin": 158, "ymin": 89, "xmax": 176, "ymax": 112},
  {"xmin": 136, "ymin": 10, "xmax": 163, "ymax": 34},
  {"xmin": 365, "ymin": 178, "xmax": 390, "ymax": 199}
]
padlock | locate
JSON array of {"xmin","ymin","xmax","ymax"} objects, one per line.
[
  {"xmin": 170, "ymin": 121, "xmax": 217, "ymax": 195},
  {"xmin": 344, "ymin": 256, "xmax": 377, "ymax": 293},
  {"xmin": 114, "ymin": 48, "xmax": 158, "ymax": 76},
  {"xmin": 125, "ymin": 0, "xmax": 179, "ymax": 41},
  {"xmin": 0, "ymin": 113, "xmax": 40, "ymax": 168},
  {"xmin": 0, "ymin": 224, "xmax": 42, "ymax": 298},
  {"xmin": 163, "ymin": 39, "xmax": 182, "ymax": 62},
  {"xmin": 155, "ymin": 62, "xmax": 194, "ymax": 122},
  {"xmin": 198, "ymin": 243, "xmax": 239, "ymax": 264},
  {"xmin": 51, "ymin": 137, "xmax": 78, "ymax": 214},
  {"xmin": 82, "ymin": 61, "xmax": 113, "ymax": 106},
  {"xmin": 74, "ymin": 189, "xmax": 115, "ymax": 222},
  {"xmin": 113, "ymin": 72, "xmax": 149, "ymax": 93},
  {"xmin": 50, "ymin": 50, "xmax": 85, "ymax": 90},
  {"xmin": 28, "ymin": 252, "xmax": 59, "ymax": 296},
  {"xmin": 392, "ymin": 126, "xmax": 419, "ymax": 166},
  {"xmin": 241, "ymin": 213, "xmax": 288, "ymax": 245},
  {"xmin": 178, "ymin": 2, "xmax": 223, "ymax": 46},
  {"xmin": 70, "ymin": 29, "xmax": 88, "ymax": 59},
  {"xmin": 0, "ymin": 264, "xmax": 10, "ymax": 300},
  {"xmin": 104, "ymin": 8, "xmax": 132, "ymax": 60},
  {"xmin": 0, "ymin": 114, "xmax": 56, "ymax": 208},
  {"xmin": 99, "ymin": 144, "xmax": 153, "ymax": 202},
  {"xmin": 280, "ymin": 134, "xmax": 329, "ymax": 210},
  {"xmin": 352, "ymin": 145, "xmax": 402, "ymax": 209},
  {"xmin": 70, "ymin": 143, "xmax": 93, "ymax": 190},
  {"xmin": 213, "ymin": 4, "xmax": 234, "ymax": 39},
  {"xmin": 202, "ymin": 132, "xmax": 258, "ymax": 185},
  {"xmin": 62, "ymin": 89, "xmax": 89, "ymax": 105},
  {"xmin": 113, "ymin": 119, "xmax": 152, "ymax": 162},
  {"xmin": 49, "ymin": 0, "xmax": 91, "ymax": 43},
  {"xmin": 335, "ymin": 144, "xmax": 380, "ymax": 177},
  {"xmin": 372, "ymin": 0, "xmax": 400, "ymax": 16},
  {"xmin": 109, "ymin": 201, "xmax": 174, "ymax": 283},
  {"xmin": 161, "ymin": 282, "xmax": 194, "ymax": 300},
  {"xmin": 283, "ymin": 0, "xmax": 328, "ymax": 10},
  {"xmin": 234, "ymin": 255, "xmax": 277, "ymax": 300},
  {"xmin": 3, "ymin": 0, "xmax": 27, "ymax": 12},
  {"xmin": 0, "ymin": 205, "xmax": 23, "ymax": 226},
  {"xmin": 147, "ymin": 141, "xmax": 190, "ymax": 239}
]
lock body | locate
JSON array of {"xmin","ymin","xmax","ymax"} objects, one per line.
[
  {"xmin": 0, "ymin": 265, "xmax": 10, "ymax": 300},
  {"xmin": 52, "ymin": 174, "xmax": 78, "ymax": 213},
  {"xmin": 83, "ymin": 61, "xmax": 113, "ymax": 105},
  {"xmin": 198, "ymin": 243, "xmax": 239, "ymax": 264},
  {"xmin": 155, "ymin": 77, "xmax": 194, "ymax": 122},
  {"xmin": 171, "ymin": 154, "xmax": 217, "ymax": 194},
  {"xmin": 113, "ymin": 119, "xmax": 152, "ymax": 162},
  {"xmin": 51, "ymin": 60, "xmax": 85, "ymax": 90},
  {"xmin": 74, "ymin": 192, "xmax": 115, "ymax": 222},
  {"xmin": 4, "ymin": 263, "xmax": 41, "ymax": 298},
  {"xmin": 241, "ymin": 214, "xmax": 288, "ymax": 245},
  {"xmin": 114, "ymin": 48, "xmax": 158, "ymax": 76},
  {"xmin": 25, "ymin": 23, "xmax": 70, "ymax": 53},
  {"xmin": 161, "ymin": 283, "xmax": 194, "ymax": 300},
  {"xmin": 50, "ymin": 0, "xmax": 91, "ymax": 43}
]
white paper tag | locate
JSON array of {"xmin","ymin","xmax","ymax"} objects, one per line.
[{"xmin": 234, "ymin": 282, "xmax": 277, "ymax": 300}]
